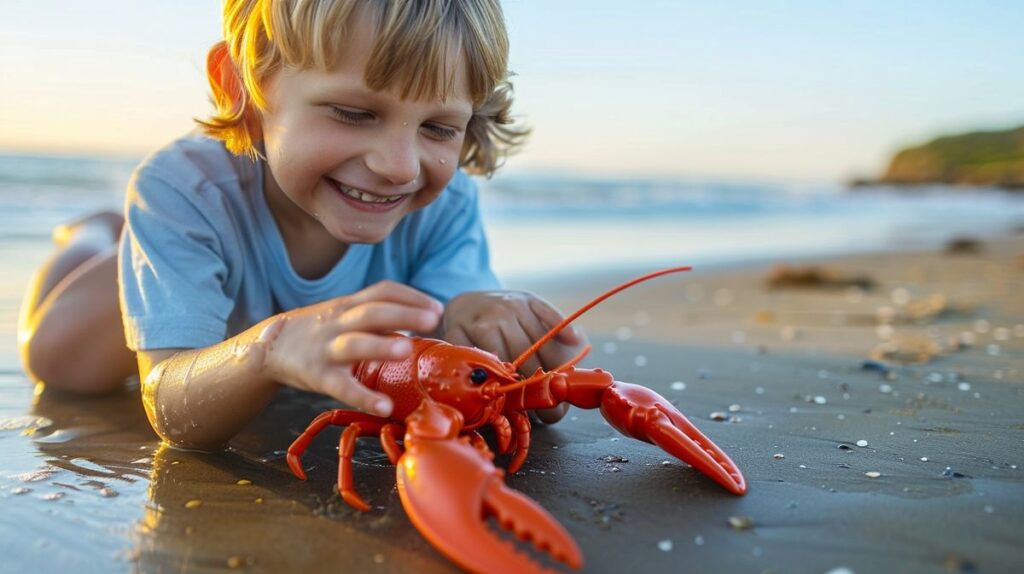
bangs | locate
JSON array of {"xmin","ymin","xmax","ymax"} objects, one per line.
[{"xmin": 268, "ymin": 0, "xmax": 507, "ymax": 106}]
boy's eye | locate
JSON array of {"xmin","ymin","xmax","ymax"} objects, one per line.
[
  {"xmin": 329, "ymin": 106, "xmax": 373, "ymax": 124},
  {"xmin": 422, "ymin": 123, "xmax": 458, "ymax": 142}
]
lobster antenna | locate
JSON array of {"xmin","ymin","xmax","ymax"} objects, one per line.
[{"xmin": 510, "ymin": 265, "xmax": 692, "ymax": 371}]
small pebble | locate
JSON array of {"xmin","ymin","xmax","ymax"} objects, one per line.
[
  {"xmin": 12, "ymin": 487, "xmax": 31, "ymax": 495},
  {"xmin": 813, "ymin": 395, "xmax": 827, "ymax": 405},
  {"xmin": 856, "ymin": 440, "xmax": 868, "ymax": 447},
  {"xmin": 772, "ymin": 453, "xmax": 785, "ymax": 460},
  {"xmin": 728, "ymin": 516, "xmax": 754, "ymax": 530},
  {"xmin": 657, "ymin": 540, "xmax": 673, "ymax": 552},
  {"xmin": 728, "ymin": 404, "xmax": 741, "ymax": 412},
  {"xmin": 99, "ymin": 487, "xmax": 118, "ymax": 498},
  {"xmin": 709, "ymin": 412, "xmax": 728, "ymax": 421},
  {"xmin": 43, "ymin": 492, "xmax": 65, "ymax": 501},
  {"xmin": 185, "ymin": 499, "xmax": 203, "ymax": 509},
  {"xmin": 920, "ymin": 457, "xmax": 929, "ymax": 462},
  {"xmin": 837, "ymin": 444, "xmax": 852, "ymax": 450},
  {"xmin": 865, "ymin": 471, "xmax": 881, "ymax": 478},
  {"xmin": 957, "ymin": 382, "xmax": 971, "ymax": 391},
  {"xmin": 236, "ymin": 479, "xmax": 252, "ymax": 486}
]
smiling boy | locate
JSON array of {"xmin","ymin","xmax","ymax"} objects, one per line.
[{"xmin": 19, "ymin": 0, "xmax": 581, "ymax": 448}]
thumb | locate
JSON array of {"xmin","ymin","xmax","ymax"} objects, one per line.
[{"xmin": 324, "ymin": 371, "xmax": 393, "ymax": 417}]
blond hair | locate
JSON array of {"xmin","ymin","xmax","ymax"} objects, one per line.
[{"xmin": 197, "ymin": 0, "xmax": 527, "ymax": 176}]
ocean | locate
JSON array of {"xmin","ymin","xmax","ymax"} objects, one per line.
[{"xmin": 2, "ymin": 151, "xmax": 1022, "ymax": 286}]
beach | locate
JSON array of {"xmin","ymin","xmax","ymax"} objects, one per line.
[{"xmin": 2, "ymin": 223, "xmax": 1021, "ymax": 573}]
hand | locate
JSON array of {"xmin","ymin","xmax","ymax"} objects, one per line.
[
  {"xmin": 436, "ymin": 290, "xmax": 589, "ymax": 424},
  {"xmin": 261, "ymin": 281, "xmax": 442, "ymax": 417}
]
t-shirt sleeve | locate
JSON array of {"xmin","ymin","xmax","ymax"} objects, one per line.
[
  {"xmin": 408, "ymin": 173, "xmax": 502, "ymax": 302},
  {"xmin": 118, "ymin": 165, "xmax": 234, "ymax": 351}
]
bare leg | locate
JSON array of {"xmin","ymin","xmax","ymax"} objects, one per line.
[{"xmin": 17, "ymin": 212, "xmax": 137, "ymax": 394}]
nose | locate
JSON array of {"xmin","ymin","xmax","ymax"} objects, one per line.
[{"xmin": 364, "ymin": 127, "xmax": 421, "ymax": 186}]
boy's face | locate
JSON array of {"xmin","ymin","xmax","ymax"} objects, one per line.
[{"xmin": 258, "ymin": 15, "xmax": 473, "ymax": 245}]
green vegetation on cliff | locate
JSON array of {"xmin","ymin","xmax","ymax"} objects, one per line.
[{"xmin": 874, "ymin": 125, "xmax": 1024, "ymax": 189}]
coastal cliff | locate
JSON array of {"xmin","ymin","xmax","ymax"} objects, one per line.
[{"xmin": 858, "ymin": 125, "xmax": 1024, "ymax": 189}]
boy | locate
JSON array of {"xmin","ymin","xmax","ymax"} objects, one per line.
[{"xmin": 18, "ymin": 0, "xmax": 581, "ymax": 449}]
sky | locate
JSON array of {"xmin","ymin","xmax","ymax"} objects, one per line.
[{"xmin": 1, "ymin": 0, "xmax": 1022, "ymax": 182}]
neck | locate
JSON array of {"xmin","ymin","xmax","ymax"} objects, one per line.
[{"xmin": 262, "ymin": 163, "xmax": 349, "ymax": 279}]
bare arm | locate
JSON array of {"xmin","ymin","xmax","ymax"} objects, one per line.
[
  {"xmin": 138, "ymin": 281, "xmax": 443, "ymax": 450},
  {"xmin": 138, "ymin": 316, "xmax": 283, "ymax": 450}
]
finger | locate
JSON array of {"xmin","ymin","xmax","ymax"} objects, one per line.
[
  {"xmin": 528, "ymin": 297, "xmax": 580, "ymax": 346},
  {"xmin": 444, "ymin": 325, "xmax": 475, "ymax": 349},
  {"xmin": 328, "ymin": 332, "xmax": 413, "ymax": 364},
  {"xmin": 321, "ymin": 368, "xmax": 393, "ymax": 417},
  {"xmin": 465, "ymin": 323, "xmax": 513, "ymax": 364},
  {"xmin": 501, "ymin": 319, "xmax": 543, "ymax": 376},
  {"xmin": 350, "ymin": 281, "xmax": 444, "ymax": 314},
  {"xmin": 339, "ymin": 302, "xmax": 440, "ymax": 334}
]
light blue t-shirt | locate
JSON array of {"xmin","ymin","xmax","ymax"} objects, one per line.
[{"xmin": 118, "ymin": 133, "xmax": 500, "ymax": 352}]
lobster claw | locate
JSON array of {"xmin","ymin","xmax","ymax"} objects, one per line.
[
  {"xmin": 602, "ymin": 382, "xmax": 747, "ymax": 495},
  {"xmin": 397, "ymin": 402, "xmax": 583, "ymax": 574}
]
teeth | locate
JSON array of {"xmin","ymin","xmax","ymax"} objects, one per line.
[{"xmin": 335, "ymin": 182, "xmax": 402, "ymax": 203}]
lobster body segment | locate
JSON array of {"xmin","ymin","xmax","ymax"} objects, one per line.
[{"xmin": 286, "ymin": 266, "xmax": 748, "ymax": 573}]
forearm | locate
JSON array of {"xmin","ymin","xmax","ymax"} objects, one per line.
[{"xmin": 141, "ymin": 316, "xmax": 285, "ymax": 449}]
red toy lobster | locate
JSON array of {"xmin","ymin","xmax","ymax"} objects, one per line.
[{"xmin": 287, "ymin": 266, "xmax": 747, "ymax": 573}]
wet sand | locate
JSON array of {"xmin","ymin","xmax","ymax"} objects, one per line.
[{"xmin": 1, "ymin": 234, "xmax": 1022, "ymax": 573}]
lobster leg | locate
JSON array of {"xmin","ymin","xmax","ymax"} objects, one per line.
[
  {"xmin": 338, "ymin": 421, "xmax": 386, "ymax": 511},
  {"xmin": 506, "ymin": 411, "xmax": 531, "ymax": 474},
  {"xmin": 287, "ymin": 410, "xmax": 391, "ymax": 510},
  {"xmin": 380, "ymin": 423, "xmax": 405, "ymax": 464},
  {"xmin": 397, "ymin": 402, "xmax": 582, "ymax": 574}
]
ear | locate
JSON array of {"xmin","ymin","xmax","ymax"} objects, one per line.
[{"xmin": 206, "ymin": 42, "xmax": 263, "ymax": 138}]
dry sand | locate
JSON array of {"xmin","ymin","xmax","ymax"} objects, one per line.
[{"xmin": 1, "ymin": 234, "xmax": 1022, "ymax": 573}]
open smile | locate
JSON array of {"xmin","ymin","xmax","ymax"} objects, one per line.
[{"xmin": 328, "ymin": 179, "xmax": 410, "ymax": 212}]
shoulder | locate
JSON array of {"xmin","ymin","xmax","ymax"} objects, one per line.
[{"xmin": 130, "ymin": 131, "xmax": 259, "ymax": 199}]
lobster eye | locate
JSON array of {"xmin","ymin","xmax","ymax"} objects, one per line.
[{"xmin": 469, "ymin": 368, "xmax": 488, "ymax": 385}]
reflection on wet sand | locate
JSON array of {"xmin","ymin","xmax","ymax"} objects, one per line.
[{"xmin": 136, "ymin": 389, "xmax": 458, "ymax": 573}]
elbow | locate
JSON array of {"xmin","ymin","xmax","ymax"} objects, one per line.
[{"xmin": 140, "ymin": 359, "xmax": 226, "ymax": 451}]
